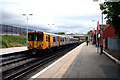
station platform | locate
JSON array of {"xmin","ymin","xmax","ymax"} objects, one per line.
[
  {"xmin": 0, "ymin": 46, "xmax": 27, "ymax": 55},
  {"xmin": 31, "ymin": 42, "xmax": 120, "ymax": 79}
]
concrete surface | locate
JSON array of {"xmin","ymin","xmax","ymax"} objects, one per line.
[
  {"xmin": 31, "ymin": 42, "xmax": 120, "ymax": 79},
  {"xmin": 63, "ymin": 44, "xmax": 120, "ymax": 78},
  {"xmin": 0, "ymin": 46, "xmax": 27, "ymax": 55}
]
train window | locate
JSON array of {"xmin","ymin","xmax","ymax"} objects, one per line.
[
  {"xmin": 48, "ymin": 36, "xmax": 50, "ymax": 42},
  {"xmin": 37, "ymin": 33, "xmax": 43, "ymax": 41},
  {"xmin": 61, "ymin": 38, "xmax": 62, "ymax": 42},
  {"xmin": 46, "ymin": 36, "xmax": 48, "ymax": 41},
  {"xmin": 34, "ymin": 34, "xmax": 37, "ymax": 41},
  {"xmin": 28, "ymin": 33, "xmax": 34, "ymax": 41},
  {"xmin": 28, "ymin": 33, "xmax": 43, "ymax": 41},
  {"xmin": 53, "ymin": 37, "xmax": 56, "ymax": 42}
]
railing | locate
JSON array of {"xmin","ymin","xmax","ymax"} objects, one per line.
[{"xmin": 1, "ymin": 24, "xmax": 34, "ymax": 36}]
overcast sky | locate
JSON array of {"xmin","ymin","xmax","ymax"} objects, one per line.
[{"xmin": 0, "ymin": 0, "xmax": 107, "ymax": 34}]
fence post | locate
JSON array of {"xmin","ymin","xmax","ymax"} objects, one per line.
[
  {"xmin": 20, "ymin": 27, "xmax": 21, "ymax": 35},
  {"xmin": 11, "ymin": 26, "xmax": 12, "ymax": 35},
  {"xmin": 26, "ymin": 28, "xmax": 27, "ymax": 37},
  {"xmin": 24, "ymin": 28, "xmax": 25, "ymax": 36},
  {"xmin": 6, "ymin": 25, "xmax": 8, "ymax": 35},
  {"xmin": 13, "ymin": 26, "xmax": 14, "ymax": 34},
  {"xmin": 16, "ymin": 27, "xmax": 17, "ymax": 35}
]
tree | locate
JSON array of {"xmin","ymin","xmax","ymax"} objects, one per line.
[
  {"xmin": 87, "ymin": 30, "xmax": 92, "ymax": 35},
  {"xmin": 54, "ymin": 32, "xmax": 65, "ymax": 35},
  {"xmin": 100, "ymin": 2, "xmax": 120, "ymax": 37}
]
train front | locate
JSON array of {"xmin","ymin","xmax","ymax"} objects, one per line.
[{"xmin": 27, "ymin": 31, "xmax": 44, "ymax": 53}]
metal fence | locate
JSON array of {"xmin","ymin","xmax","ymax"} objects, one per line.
[
  {"xmin": 1, "ymin": 24, "xmax": 34, "ymax": 36},
  {"xmin": 107, "ymin": 38, "xmax": 120, "ymax": 51}
]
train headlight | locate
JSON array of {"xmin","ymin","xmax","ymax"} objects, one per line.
[
  {"xmin": 39, "ymin": 44, "xmax": 43, "ymax": 47},
  {"xmin": 28, "ymin": 43, "xmax": 31, "ymax": 47}
]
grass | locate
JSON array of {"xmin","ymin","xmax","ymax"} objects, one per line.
[{"xmin": 0, "ymin": 35, "xmax": 27, "ymax": 48}]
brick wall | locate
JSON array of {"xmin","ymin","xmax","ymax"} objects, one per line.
[{"xmin": 103, "ymin": 25, "xmax": 118, "ymax": 39}]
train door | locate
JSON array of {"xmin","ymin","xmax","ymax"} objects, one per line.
[
  {"xmin": 53, "ymin": 36, "xmax": 55, "ymax": 47},
  {"xmin": 50, "ymin": 35, "xmax": 53, "ymax": 48},
  {"xmin": 62, "ymin": 38, "xmax": 64, "ymax": 45},
  {"xmin": 45, "ymin": 35, "xmax": 48, "ymax": 49},
  {"xmin": 59, "ymin": 37, "xmax": 61, "ymax": 46},
  {"xmin": 66, "ymin": 38, "xmax": 67, "ymax": 44},
  {"xmin": 64, "ymin": 37, "xmax": 66, "ymax": 45},
  {"xmin": 55, "ymin": 36, "xmax": 57, "ymax": 46},
  {"xmin": 34, "ymin": 33, "xmax": 38, "ymax": 48},
  {"xmin": 57, "ymin": 36, "xmax": 59, "ymax": 47},
  {"xmin": 70, "ymin": 38, "xmax": 71, "ymax": 44},
  {"xmin": 48, "ymin": 35, "xmax": 50, "ymax": 48},
  {"xmin": 60, "ymin": 38, "xmax": 62, "ymax": 45}
]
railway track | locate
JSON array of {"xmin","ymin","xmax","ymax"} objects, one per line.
[
  {"xmin": 0, "ymin": 50, "xmax": 33, "ymax": 72},
  {"xmin": 1, "ymin": 50, "xmax": 29, "ymax": 63},
  {"xmin": 1, "ymin": 43, "xmax": 80, "ymax": 80},
  {"xmin": 0, "ymin": 57, "xmax": 29, "ymax": 66}
]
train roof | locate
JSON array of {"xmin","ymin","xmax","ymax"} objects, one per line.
[
  {"xmin": 44, "ymin": 32, "xmax": 66, "ymax": 37},
  {"xmin": 28, "ymin": 31, "xmax": 76, "ymax": 39},
  {"xmin": 43, "ymin": 32, "xmax": 74, "ymax": 38}
]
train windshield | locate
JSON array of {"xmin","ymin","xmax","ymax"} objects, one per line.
[{"xmin": 28, "ymin": 33, "xmax": 43, "ymax": 41}]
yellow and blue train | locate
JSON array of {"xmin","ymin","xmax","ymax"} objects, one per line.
[{"xmin": 27, "ymin": 31, "xmax": 79, "ymax": 54}]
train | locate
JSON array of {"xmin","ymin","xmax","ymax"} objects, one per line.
[{"xmin": 27, "ymin": 31, "xmax": 79, "ymax": 54}]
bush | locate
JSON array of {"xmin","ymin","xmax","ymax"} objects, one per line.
[{"xmin": 1, "ymin": 35, "xmax": 26, "ymax": 48}]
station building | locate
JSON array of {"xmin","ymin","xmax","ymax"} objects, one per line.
[{"xmin": 95, "ymin": 21, "xmax": 119, "ymax": 51}]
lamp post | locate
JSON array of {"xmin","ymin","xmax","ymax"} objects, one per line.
[
  {"xmin": 92, "ymin": 0, "xmax": 105, "ymax": 54},
  {"xmin": 100, "ymin": 13, "xmax": 103, "ymax": 55},
  {"xmin": 92, "ymin": 15, "xmax": 103, "ymax": 55},
  {"xmin": 48, "ymin": 24, "xmax": 54, "ymax": 28},
  {"xmin": 92, "ymin": 20, "xmax": 100, "ymax": 53},
  {"xmin": 48, "ymin": 24, "xmax": 54, "ymax": 33},
  {"xmin": 22, "ymin": 14, "xmax": 33, "ymax": 35},
  {"xmin": 91, "ymin": 20, "xmax": 97, "ymax": 47}
]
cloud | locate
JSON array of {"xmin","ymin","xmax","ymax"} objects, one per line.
[{"xmin": 1, "ymin": 0, "xmax": 106, "ymax": 34}]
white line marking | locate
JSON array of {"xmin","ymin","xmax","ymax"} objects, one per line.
[
  {"xmin": 103, "ymin": 50, "xmax": 120, "ymax": 64},
  {"xmin": 29, "ymin": 43, "xmax": 83, "ymax": 80}
]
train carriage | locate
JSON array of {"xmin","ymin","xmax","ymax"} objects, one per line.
[{"xmin": 27, "ymin": 31, "xmax": 79, "ymax": 54}]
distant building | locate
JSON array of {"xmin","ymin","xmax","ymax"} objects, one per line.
[
  {"xmin": 67, "ymin": 34, "xmax": 87, "ymax": 40},
  {"xmin": 102, "ymin": 24, "xmax": 118, "ymax": 49}
]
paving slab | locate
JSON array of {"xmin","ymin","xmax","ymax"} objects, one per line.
[{"xmin": 0, "ymin": 46, "xmax": 27, "ymax": 55}]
